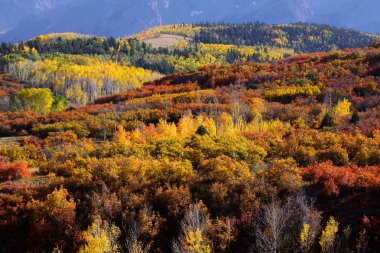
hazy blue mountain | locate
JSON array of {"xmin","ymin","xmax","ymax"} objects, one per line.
[{"xmin": 0, "ymin": 0, "xmax": 379, "ymax": 42}]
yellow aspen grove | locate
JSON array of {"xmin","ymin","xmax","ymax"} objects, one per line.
[
  {"xmin": 11, "ymin": 88, "xmax": 54, "ymax": 114},
  {"xmin": 7, "ymin": 55, "xmax": 162, "ymax": 105}
]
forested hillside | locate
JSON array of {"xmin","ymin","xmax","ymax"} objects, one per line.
[
  {"xmin": 0, "ymin": 23, "xmax": 377, "ymax": 106},
  {"xmin": 1, "ymin": 28, "xmax": 295, "ymax": 76},
  {"xmin": 0, "ymin": 41, "xmax": 379, "ymax": 252},
  {"xmin": 134, "ymin": 23, "xmax": 378, "ymax": 53}
]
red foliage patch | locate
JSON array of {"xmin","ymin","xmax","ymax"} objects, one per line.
[
  {"xmin": 303, "ymin": 161, "xmax": 380, "ymax": 196},
  {"xmin": 0, "ymin": 89, "xmax": 8, "ymax": 97},
  {"xmin": 0, "ymin": 161, "xmax": 31, "ymax": 182}
]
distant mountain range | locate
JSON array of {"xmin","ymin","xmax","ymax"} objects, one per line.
[{"xmin": 1, "ymin": 0, "xmax": 379, "ymax": 42}]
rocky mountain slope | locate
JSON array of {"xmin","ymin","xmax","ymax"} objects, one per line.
[{"xmin": 0, "ymin": 0, "xmax": 379, "ymax": 42}]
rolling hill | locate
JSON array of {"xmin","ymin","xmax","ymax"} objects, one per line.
[
  {"xmin": 1, "ymin": 23, "xmax": 377, "ymax": 105},
  {"xmin": 0, "ymin": 41, "xmax": 379, "ymax": 252}
]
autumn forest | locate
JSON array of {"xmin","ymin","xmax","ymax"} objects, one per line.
[{"xmin": 0, "ymin": 22, "xmax": 379, "ymax": 253}]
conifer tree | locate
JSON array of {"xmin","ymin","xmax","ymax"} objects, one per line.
[
  {"xmin": 350, "ymin": 110, "xmax": 360, "ymax": 124},
  {"xmin": 320, "ymin": 113, "xmax": 335, "ymax": 128}
]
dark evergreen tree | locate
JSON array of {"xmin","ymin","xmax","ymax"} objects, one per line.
[
  {"xmin": 350, "ymin": 110, "xmax": 360, "ymax": 124},
  {"xmin": 320, "ymin": 113, "xmax": 335, "ymax": 128},
  {"xmin": 195, "ymin": 125, "xmax": 209, "ymax": 136}
]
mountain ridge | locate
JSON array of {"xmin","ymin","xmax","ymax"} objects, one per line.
[{"xmin": 0, "ymin": 0, "xmax": 379, "ymax": 42}]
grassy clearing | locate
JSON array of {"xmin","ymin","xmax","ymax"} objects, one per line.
[
  {"xmin": 143, "ymin": 34, "xmax": 190, "ymax": 49},
  {"xmin": 0, "ymin": 136, "xmax": 26, "ymax": 148}
]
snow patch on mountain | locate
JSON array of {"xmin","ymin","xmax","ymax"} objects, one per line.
[{"xmin": 191, "ymin": 10, "xmax": 203, "ymax": 17}]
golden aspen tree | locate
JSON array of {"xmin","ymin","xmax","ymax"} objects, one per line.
[
  {"xmin": 333, "ymin": 99, "xmax": 351, "ymax": 117},
  {"xmin": 300, "ymin": 223, "xmax": 314, "ymax": 252},
  {"xmin": 178, "ymin": 115, "xmax": 197, "ymax": 138},
  {"xmin": 293, "ymin": 117, "xmax": 307, "ymax": 129},
  {"xmin": 173, "ymin": 202, "xmax": 211, "ymax": 253},
  {"xmin": 182, "ymin": 228, "xmax": 211, "ymax": 253},
  {"xmin": 111, "ymin": 125, "xmax": 131, "ymax": 155},
  {"xmin": 79, "ymin": 217, "xmax": 121, "ymax": 253},
  {"xmin": 156, "ymin": 119, "xmax": 178, "ymax": 141},
  {"xmin": 320, "ymin": 217, "xmax": 339, "ymax": 253},
  {"xmin": 218, "ymin": 112, "xmax": 234, "ymax": 134},
  {"xmin": 333, "ymin": 98, "xmax": 352, "ymax": 124},
  {"xmin": 249, "ymin": 97, "xmax": 265, "ymax": 118},
  {"xmin": 31, "ymin": 47, "xmax": 38, "ymax": 54}
]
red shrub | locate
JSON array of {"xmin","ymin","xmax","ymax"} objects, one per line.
[
  {"xmin": 0, "ymin": 89, "xmax": 8, "ymax": 97},
  {"xmin": 303, "ymin": 161, "xmax": 380, "ymax": 196},
  {"xmin": 0, "ymin": 161, "xmax": 31, "ymax": 182}
]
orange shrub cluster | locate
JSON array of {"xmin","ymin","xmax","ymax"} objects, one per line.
[{"xmin": 0, "ymin": 160, "xmax": 31, "ymax": 182}]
